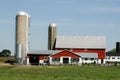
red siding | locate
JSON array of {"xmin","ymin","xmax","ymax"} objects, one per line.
[
  {"xmin": 39, "ymin": 56, "xmax": 49, "ymax": 60},
  {"xmin": 51, "ymin": 50, "xmax": 80, "ymax": 58},
  {"xmin": 55, "ymin": 48, "xmax": 105, "ymax": 59},
  {"xmin": 39, "ymin": 56, "xmax": 43, "ymax": 60}
]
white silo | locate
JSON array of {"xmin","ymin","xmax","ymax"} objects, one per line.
[
  {"xmin": 48, "ymin": 23, "xmax": 57, "ymax": 50},
  {"xmin": 15, "ymin": 11, "xmax": 30, "ymax": 64}
]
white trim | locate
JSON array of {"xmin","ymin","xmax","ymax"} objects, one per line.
[{"xmin": 105, "ymin": 56, "xmax": 120, "ymax": 62}]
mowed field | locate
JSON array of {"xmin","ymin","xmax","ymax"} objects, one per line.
[{"xmin": 0, "ymin": 65, "xmax": 120, "ymax": 80}]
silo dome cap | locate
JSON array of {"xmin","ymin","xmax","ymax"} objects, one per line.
[
  {"xmin": 17, "ymin": 11, "xmax": 30, "ymax": 17},
  {"xmin": 49, "ymin": 23, "xmax": 56, "ymax": 27}
]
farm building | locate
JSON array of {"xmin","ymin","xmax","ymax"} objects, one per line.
[
  {"xmin": 26, "ymin": 23, "xmax": 106, "ymax": 65},
  {"xmin": 27, "ymin": 50, "xmax": 98, "ymax": 65},
  {"xmin": 27, "ymin": 36, "xmax": 105, "ymax": 65},
  {"xmin": 48, "ymin": 24, "xmax": 106, "ymax": 64},
  {"xmin": 55, "ymin": 36, "xmax": 106, "ymax": 61},
  {"xmin": 106, "ymin": 52, "xmax": 120, "ymax": 63},
  {"xmin": 14, "ymin": 11, "xmax": 106, "ymax": 65},
  {"xmin": 106, "ymin": 42, "xmax": 120, "ymax": 63}
]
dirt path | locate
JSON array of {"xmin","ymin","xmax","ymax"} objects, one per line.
[{"xmin": 0, "ymin": 62, "xmax": 12, "ymax": 66}]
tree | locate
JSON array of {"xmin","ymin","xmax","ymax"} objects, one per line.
[
  {"xmin": 0, "ymin": 49, "xmax": 11, "ymax": 57},
  {"xmin": 107, "ymin": 48, "xmax": 116, "ymax": 53}
]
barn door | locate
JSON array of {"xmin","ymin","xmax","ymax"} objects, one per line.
[
  {"xmin": 63, "ymin": 58, "xmax": 69, "ymax": 64},
  {"xmin": 29, "ymin": 55, "xmax": 39, "ymax": 65}
]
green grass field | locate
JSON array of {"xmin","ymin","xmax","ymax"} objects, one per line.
[{"xmin": 0, "ymin": 65, "xmax": 120, "ymax": 80}]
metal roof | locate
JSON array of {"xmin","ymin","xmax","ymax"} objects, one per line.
[
  {"xmin": 75, "ymin": 52, "xmax": 98, "ymax": 58},
  {"xmin": 28, "ymin": 50, "xmax": 61, "ymax": 55},
  {"xmin": 55, "ymin": 36, "xmax": 106, "ymax": 49},
  {"xmin": 28, "ymin": 50, "xmax": 98, "ymax": 58},
  {"xmin": 17, "ymin": 11, "xmax": 30, "ymax": 17},
  {"xmin": 49, "ymin": 23, "xmax": 56, "ymax": 27}
]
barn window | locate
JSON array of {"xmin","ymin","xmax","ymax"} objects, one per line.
[
  {"xmin": 91, "ymin": 58, "xmax": 94, "ymax": 60},
  {"xmin": 85, "ymin": 58, "xmax": 88, "ymax": 60},
  {"xmin": 112, "ymin": 57, "xmax": 115, "ymax": 59},
  {"xmin": 43, "ymin": 56, "xmax": 48, "ymax": 63},
  {"xmin": 44, "ymin": 56, "xmax": 48, "ymax": 59},
  {"xmin": 71, "ymin": 58, "xmax": 79, "ymax": 62},
  {"xmin": 52, "ymin": 58, "xmax": 60, "ymax": 61}
]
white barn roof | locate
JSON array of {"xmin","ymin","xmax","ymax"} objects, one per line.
[{"xmin": 55, "ymin": 36, "xmax": 106, "ymax": 49}]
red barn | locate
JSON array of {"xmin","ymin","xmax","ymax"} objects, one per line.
[
  {"xmin": 27, "ymin": 36, "xmax": 106, "ymax": 65},
  {"xmin": 26, "ymin": 24, "xmax": 106, "ymax": 65},
  {"xmin": 55, "ymin": 36, "xmax": 106, "ymax": 64}
]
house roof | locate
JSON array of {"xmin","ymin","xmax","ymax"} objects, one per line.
[
  {"xmin": 75, "ymin": 52, "xmax": 98, "ymax": 58},
  {"xmin": 55, "ymin": 36, "xmax": 106, "ymax": 49},
  {"xmin": 106, "ymin": 52, "xmax": 120, "ymax": 56}
]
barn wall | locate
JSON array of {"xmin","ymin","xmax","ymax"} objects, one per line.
[
  {"xmin": 55, "ymin": 48, "xmax": 105, "ymax": 59},
  {"xmin": 39, "ymin": 56, "xmax": 44, "ymax": 60}
]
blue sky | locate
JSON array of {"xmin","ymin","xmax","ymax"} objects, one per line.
[{"xmin": 0, "ymin": 0, "xmax": 120, "ymax": 54}]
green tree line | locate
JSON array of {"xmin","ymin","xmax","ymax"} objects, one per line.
[{"xmin": 107, "ymin": 48, "xmax": 116, "ymax": 53}]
